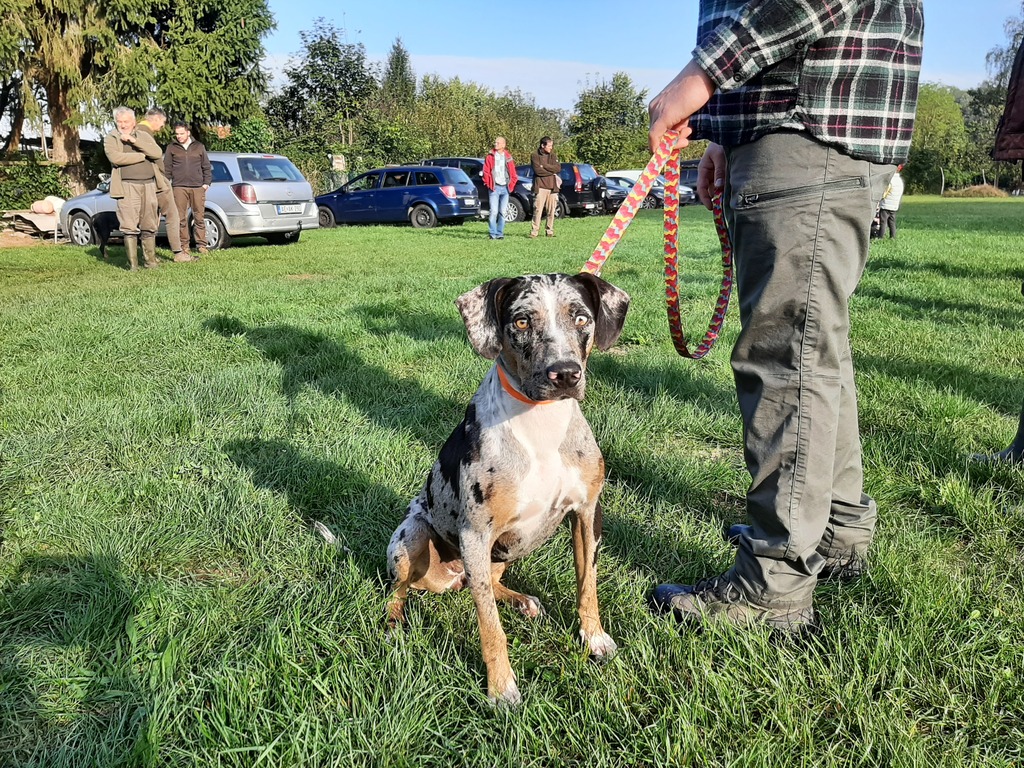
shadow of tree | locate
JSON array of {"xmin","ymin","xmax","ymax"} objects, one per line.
[
  {"xmin": 0, "ymin": 553, "xmax": 149, "ymax": 766},
  {"xmin": 223, "ymin": 437, "xmax": 401, "ymax": 576},
  {"xmin": 855, "ymin": 285, "xmax": 1024, "ymax": 330},
  {"xmin": 866, "ymin": 252, "xmax": 1024, "ymax": 285}
]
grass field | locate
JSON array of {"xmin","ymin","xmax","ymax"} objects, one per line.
[{"xmin": 1, "ymin": 197, "xmax": 1022, "ymax": 767}]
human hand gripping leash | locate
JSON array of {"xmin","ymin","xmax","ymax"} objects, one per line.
[{"xmin": 581, "ymin": 129, "xmax": 734, "ymax": 360}]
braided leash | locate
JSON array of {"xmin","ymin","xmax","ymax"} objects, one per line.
[{"xmin": 582, "ymin": 130, "xmax": 734, "ymax": 359}]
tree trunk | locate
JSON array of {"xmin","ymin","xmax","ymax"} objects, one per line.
[
  {"xmin": 44, "ymin": 78, "xmax": 86, "ymax": 194},
  {"xmin": 5, "ymin": 100, "xmax": 25, "ymax": 157},
  {"xmin": 45, "ymin": 79, "xmax": 80, "ymax": 166}
]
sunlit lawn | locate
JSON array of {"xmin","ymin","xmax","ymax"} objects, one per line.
[{"xmin": 1, "ymin": 197, "xmax": 1022, "ymax": 766}]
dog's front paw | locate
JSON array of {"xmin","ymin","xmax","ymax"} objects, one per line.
[
  {"xmin": 580, "ymin": 630, "xmax": 617, "ymax": 660},
  {"xmin": 488, "ymin": 679, "xmax": 522, "ymax": 708}
]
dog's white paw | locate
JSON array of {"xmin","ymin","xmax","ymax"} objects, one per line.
[
  {"xmin": 313, "ymin": 521, "xmax": 336, "ymax": 544},
  {"xmin": 488, "ymin": 680, "xmax": 522, "ymax": 708},
  {"xmin": 517, "ymin": 595, "xmax": 544, "ymax": 619},
  {"xmin": 581, "ymin": 630, "xmax": 617, "ymax": 660}
]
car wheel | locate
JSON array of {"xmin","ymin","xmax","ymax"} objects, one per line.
[
  {"xmin": 318, "ymin": 206, "xmax": 336, "ymax": 229},
  {"xmin": 504, "ymin": 197, "xmax": 526, "ymax": 223},
  {"xmin": 642, "ymin": 194, "xmax": 660, "ymax": 209},
  {"xmin": 204, "ymin": 212, "xmax": 231, "ymax": 249},
  {"xmin": 410, "ymin": 204, "xmax": 437, "ymax": 229},
  {"xmin": 555, "ymin": 198, "xmax": 567, "ymax": 219},
  {"xmin": 68, "ymin": 212, "xmax": 96, "ymax": 246},
  {"xmin": 265, "ymin": 231, "xmax": 301, "ymax": 245}
]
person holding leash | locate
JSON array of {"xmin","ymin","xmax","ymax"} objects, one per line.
[{"xmin": 647, "ymin": 0, "xmax": 924, "ymax": 632}]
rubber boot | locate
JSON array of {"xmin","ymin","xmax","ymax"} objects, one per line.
[
  {"xmin": 141, "ymin": 234, "xmax": 159, "ymax": 269},
  {"xmin": 125, "ymin": 236, "xmax": 139, "ymax": 272},
  {"xmin": 973, "ymin": 400, "xmax": 1024, "ymax": 465}
]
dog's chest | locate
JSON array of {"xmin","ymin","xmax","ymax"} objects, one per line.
[{"xmin": 482, "ymin": 403, "xmax": 593, "ymax": 559}]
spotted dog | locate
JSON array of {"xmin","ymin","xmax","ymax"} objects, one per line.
[{"xmin": 387, "ymin": 272, "xmax": 630, "ymax": 705}]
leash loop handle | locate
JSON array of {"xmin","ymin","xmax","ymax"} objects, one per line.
[{"xmin": 582, "ymin": 131, "xmax": 733, "ymax": 359}]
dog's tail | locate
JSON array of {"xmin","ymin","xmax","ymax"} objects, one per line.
[{"xmin": 313, "ymin": 521, "xmax": 347, "ymax": 551}]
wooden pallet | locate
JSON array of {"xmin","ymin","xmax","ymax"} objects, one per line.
[{"xmin": 0, "ymin": 210, "xmax": 64, "ymax": 242}]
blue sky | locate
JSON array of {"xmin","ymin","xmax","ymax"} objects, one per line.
[{"xmin": 262, "ymin": 0, "xmax": 1022, "ymax": 111}]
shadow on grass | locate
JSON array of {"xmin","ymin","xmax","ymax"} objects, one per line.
[
  {"xmin": 866, "ymin": 252, "xmax": 1024, "ymax": 285},
  {"xmin": 0, "ymin": 553, "xmax": 149, "ymax": 765},
  {"xmin": 203, "ymin": 315, "xmax": 463, "ymax": 446},
  {"xmin": 855, "ymin": 284, "xmax": 1024, "ymax": 330},
  {"xmin": 223, "ymin": 437, "xmax": 400, "ymax": 577}
]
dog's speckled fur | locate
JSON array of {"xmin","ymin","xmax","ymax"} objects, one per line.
[{"xmin": 386, "ymin": 273, "xmax": 630, "ymax": 705}]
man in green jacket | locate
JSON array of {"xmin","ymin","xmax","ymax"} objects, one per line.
[
  {"xmin": 102, "ymin": 106, "xmax": 168, "ymax": 270},
  {"xmin": 136, "ymin": 107, "xmax": 193, "ymax": 263}
]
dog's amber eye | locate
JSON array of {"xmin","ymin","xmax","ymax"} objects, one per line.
[
  {"xmin": 574, "ymin": 314, "xmax": 589, "ymax": 327},
  {"xmin": 513, "ymin": 318, "xmax": 530, "ymax": 330}
]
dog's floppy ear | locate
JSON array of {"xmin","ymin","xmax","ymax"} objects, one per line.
[
  {"xmin": 456, "ymin": 278, "xmax": 514, "ymax": 359},
  {"xmin": 570, "ymin": 272, "xmax": 631, "ymax": 351}
]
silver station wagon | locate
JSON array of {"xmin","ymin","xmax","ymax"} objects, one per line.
[{"xmin": 60, "ymin": 151, "xmax": 318, "ymax": 249}]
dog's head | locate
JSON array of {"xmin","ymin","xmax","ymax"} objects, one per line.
[{"xmin": 456, "ymin": 273, "xmax": 630, "ymax": 401}]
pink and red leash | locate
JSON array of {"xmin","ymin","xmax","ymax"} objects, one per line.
[{"xmin": 581, "ymin": 130, "xmax": 734, "ymax": 360}]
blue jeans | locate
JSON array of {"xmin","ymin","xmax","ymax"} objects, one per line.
[{"xmin": 488, "ymin": 185, "xmax": 509, "ymax": 238}]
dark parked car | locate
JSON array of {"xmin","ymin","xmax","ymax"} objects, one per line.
[
  {"xmin": 316, "ymin": 166, "xmax": 479, "ymax": 229},
  {"xmin": 515, "ymin": 162, "xmax": 606, "ymax": 217},
  {"xmin": 602, "ymin": 176, "xmax": 631, "ymax": 213},
  {"xmin": 420, "ymin": 157, "xmax": 532, "ymax": 222},
  {"xmin": 605, "ymin": 175, "xmax": 696, "ymax": 209}
]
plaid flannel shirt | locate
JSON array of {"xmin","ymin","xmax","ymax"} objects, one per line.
[{"xmin": 690, "ymin": 0, "xmax": 924, "ymax": 165}]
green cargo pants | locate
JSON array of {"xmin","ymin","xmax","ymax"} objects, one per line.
[{"xmin": 723, "ymin": 131, "xmax": 894, "ymax": 608}]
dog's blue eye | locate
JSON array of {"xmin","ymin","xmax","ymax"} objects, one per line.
[{"xmin": 574, "ymin": 315, "xmax": 589, "ymax": 328}]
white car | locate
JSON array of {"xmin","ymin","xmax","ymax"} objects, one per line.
[{"xmin": 60, "ymin": 151, "xmax": 318, "ymax": 250}]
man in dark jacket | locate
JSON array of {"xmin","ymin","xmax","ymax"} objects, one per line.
[
  {"xmin": 164, "ymin": 122, "xmax": 213, "ymax": 257},
  {"xmin": 529, "ymin": 137, "xmax": 560, "ymax": 238},
  {"xmin": 975, "ymin": 38, "xmax": 1024, "ymax": 464}
]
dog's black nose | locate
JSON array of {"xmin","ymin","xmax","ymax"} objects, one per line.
[{"xmin": 546, "ymin": 362, "xmax": 582, "ymax": 388}]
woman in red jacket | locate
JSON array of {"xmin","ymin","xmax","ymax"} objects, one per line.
[{"xmin": 482, "ymin": 136, "xmax": 518, "ymax": 240}]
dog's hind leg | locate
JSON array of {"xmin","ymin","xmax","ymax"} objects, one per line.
[
  {"xmin": 387, "ymin": 507, "xmax": 464, "ymax": 627},
  {"xmin": 490, "ymin": 562, "xmax": 543, "ymax": 618}
]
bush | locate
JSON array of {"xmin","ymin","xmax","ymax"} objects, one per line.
[
  {"xmin": 943, "ymin": 184, "xmax": 1010, "ymax": 198},
  {"xmin": 0, "ymin": 157, "xmax": 72, "ymax": 209}
]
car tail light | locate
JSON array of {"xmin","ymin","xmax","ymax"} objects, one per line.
[
  {"xmin": 439, "ymin": 184, "xmax": 457, "ymax": 199},
  {"xmin": 573, "ymin": 166, "xmax": 583, "ymax": 193},
  {"xmin": 231, "ymin": 183, "xmax": 258, "ymax": 204}
]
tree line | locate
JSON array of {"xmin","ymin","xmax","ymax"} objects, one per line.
[{"xmin": 3, "ymin": 2, "xmax": 1024, "ymax": 195}]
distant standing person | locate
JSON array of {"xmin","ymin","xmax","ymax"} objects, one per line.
[
  {"xmin": 136, "ymin": 107, "xmax": 192, "ymax": 262},
  {"xmin": 102, "ymin": 106, "xmax": 166, "ymax": 271},
  {"xmin": 482, "ymin": 136, "xmax": 518, "ymax": 240},
  {"xmin": 530, "ymin": 136, "xmax": 560, "ymax": 238},
  {"xmin": 164, "ymin": 122, "xmax": 213, "ymax": 257},
  {"xmin": 878, "ymin": 165, "xmax": 905, "ymax": 239}
]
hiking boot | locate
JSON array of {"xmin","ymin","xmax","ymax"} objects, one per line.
[
  {"xmin": 197, "ymin": 246, "xmax": 209, "ymax": 256},
  {"xmin": 649, "ymin": 573, "xmax": 816, "ymax": 634},
  {"xmin": 723, "ymin": 524, "xmax": 869, "ymax": 583},
  {"xmin": 818, "ymin": 552, "xmax": 868, "ymax": 583},
  {"xmin": 173, "ymin": 251, "xmax": 196, "ymax": 263}
]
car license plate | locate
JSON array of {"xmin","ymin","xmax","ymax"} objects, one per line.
[
  {"xmin": 276, "ymin": 204, "xmax": 302, "ymax": 214},
  {"xmin": 464, "ymin": 198, "xmax": 477, "ymax": 206}
]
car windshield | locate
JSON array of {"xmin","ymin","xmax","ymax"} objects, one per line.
[{"xmin": 238, "ymin": 157, "xmax": 304, "ymax": 182}]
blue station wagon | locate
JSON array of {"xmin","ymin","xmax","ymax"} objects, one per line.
[{"xmin": 316, "ymin": 166, "xmax": 479, "ymax": 229}]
